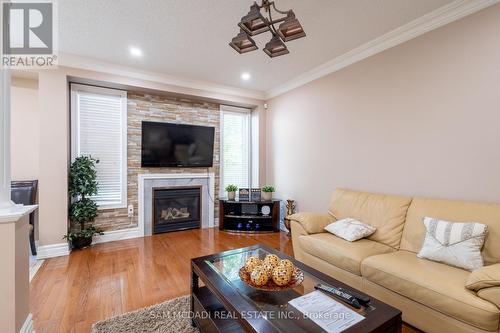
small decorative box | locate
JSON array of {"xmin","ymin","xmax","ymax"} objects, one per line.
[
  {"xmin": 239, "ymin": 188, "xmax": 250, "ymax": 201},
  {"xmin": 251, "ymin": 188, "xmax": 262, "ymax": 201}
]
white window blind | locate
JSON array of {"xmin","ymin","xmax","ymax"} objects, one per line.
[
  {"xmin": 71, "ymin": 84, "xmax": 127, "ymax": 209},
  {"xmin": 220, "ymin": 106, "xmax": 251, "ymax": 195}
]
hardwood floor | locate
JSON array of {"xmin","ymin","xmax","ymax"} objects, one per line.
[{"xmin": 30, "ymin": 228, "xmax": 419, "ymax": 333}]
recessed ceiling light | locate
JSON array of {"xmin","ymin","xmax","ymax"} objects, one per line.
[
  {"xmin": 129, "ymin": 47, "xmax": 143, "ymax": 57},
  {"xmin": 241, "ymin": 72, "xmax": 251, "ymax": 81}
]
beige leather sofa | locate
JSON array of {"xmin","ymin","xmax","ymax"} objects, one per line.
[{"xmin": 289, "ymin": 189, "xmax": 500, "ymax": 333}]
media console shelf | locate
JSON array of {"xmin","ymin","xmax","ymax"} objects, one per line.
[{"xmin": 219, "ymin": 199, "xmax": 280, "ymax": 233}]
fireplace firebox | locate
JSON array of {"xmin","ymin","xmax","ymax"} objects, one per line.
[{"xmin": 153, "ymin": 186, "xmax": 201, "ymax": 234}]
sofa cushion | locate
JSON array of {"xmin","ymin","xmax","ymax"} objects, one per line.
[
  {"xmin": 298, "ymin": 233, "xmax": 394, "ymax": 276},
  {"xmin": 400, "ymin": 197, "xmax": 500, "ymax": 265},
  {"xmin": 324, "ymin": 218, "xmax": 376, "ymax": 242},
  {"xmin": 328, "ymin": 189, "xmax": 412, "ymax": 249},
  {"xmin": 361, "ymin": 251, "xmax": 500, "ymax": 331}
]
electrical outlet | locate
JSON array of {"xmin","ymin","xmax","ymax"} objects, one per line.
[{"xmin": 128, "ymin": 205, "xmax": 134, "ymax": 217}]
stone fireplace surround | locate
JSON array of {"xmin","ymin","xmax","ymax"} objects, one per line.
[{"xmin": 138, "ymin": 173, "xmax": 215, "ymax": 236}]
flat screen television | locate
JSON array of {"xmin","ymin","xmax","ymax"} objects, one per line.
[{"xmin": 141, "ymin": 121, "xmax": 215, "ymax": 168}]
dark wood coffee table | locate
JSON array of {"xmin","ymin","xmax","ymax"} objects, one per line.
[{"xmin": 191, "ymin": 244, "xmax": 402, "ymax": 333}]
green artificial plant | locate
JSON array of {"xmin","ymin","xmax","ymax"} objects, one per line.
[
  {"xmin": 64, "ymin": 156, "xmax": 103, "ymax": 242},
  {"xmin": 225, "ymin": 184, "xmax": 238, "ymax": 192},
  {"xmin": 261, "ymin": 185, "xmax": 275, "ymax": 193}
]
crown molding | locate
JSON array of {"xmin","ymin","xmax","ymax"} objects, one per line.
[
  {"xmin": 59, "ymin": 53, "xmax": 266, "ymax": 101},
  {"xmin": 265, "ymin": 0, "xmax": 500, "ymax": 99}
]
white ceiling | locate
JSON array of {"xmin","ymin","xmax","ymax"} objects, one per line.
[{"xmin": 59, "ymin": 0, "xmax": 455, "ymax": 93}]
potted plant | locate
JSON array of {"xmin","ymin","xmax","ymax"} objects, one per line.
[
  {"xmin": 225, "ymin": 184, "xmax": 238, "ymax": 200},
  {"xmin": 64, "ymin": 156, "xmax": 103, "ymax": 249},
  {"xmin": 261, "ymin": 185, "xmax": 275, "ymax": 201}
]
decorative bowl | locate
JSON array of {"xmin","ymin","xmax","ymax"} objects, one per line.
[{"xmin": 239, "ymin": 266, "xmax": 304, "ymax": 291}]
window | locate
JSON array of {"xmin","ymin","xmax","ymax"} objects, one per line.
[
  {"xmin": 220, "ymin": 106, "xmax": 251, "ymax": 195},
  {"xmin": 70, "ymin": 84, "xmax": 127, "ymax": 209}
]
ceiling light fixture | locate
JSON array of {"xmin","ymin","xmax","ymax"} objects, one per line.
[
  {"xmin": 263, "ymin": 35, "xmax": 289, "ymax": 58},
  {"xmin": 230, "ymin": 0, "xmax": 306, "ymax": 58},
  {"xmin": 229, "ymin": 30, "xmax": 258, "ymax": 54},
  {"xmin": 241, "ymin": 72, "xmax": 251, "ymax": 81},
  {"xmin": 277, "ymin": 11, "xmax": 306, "ymax": 42},
  {"xmin": 129, "ymin": 46, "xmax": 143, "ymax": 57}
]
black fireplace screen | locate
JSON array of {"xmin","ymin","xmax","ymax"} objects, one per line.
[{"xmin": 153, "ymin": 187, "xmax": 201, "ymax": 234}]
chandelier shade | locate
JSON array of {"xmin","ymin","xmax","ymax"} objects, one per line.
[
  {"xmin": 238, "ymin": 3, "xmax": 270, "ymax": 36},
  {"xmin": 263, "ymin": 36, "xmax": 289, "ymax": 58},
  {"xmin": 229, "ymin": 30, "xmax": 258, "ymax": 54},
  {"xmin": 277, "ymin": 11, "xmax": 306, "ymax": 42}
]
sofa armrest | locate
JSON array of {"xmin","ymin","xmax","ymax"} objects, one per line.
[
  {"xmin": 476, "ymin": 287, "xmax": 500, "ymax": 309},
  {"xmin": 288, "ymin": 212, "xmax": 334, "ymax": 234},
  {"xmin": 466, "ymin": 264, "xmax": 500, "ymax": 291}
]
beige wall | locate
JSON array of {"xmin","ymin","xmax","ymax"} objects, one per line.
[
  {"xmin": 38, "ymin": 70, "xmax": 70, "ymax": 246},
  {"xmin": 266, "ymin": 5, "xmax": 500, "ymax": 212},
  {"xmin": 35, "ymin": 66, "xmax": 266, "ymax": 246},
  {"xmin": 11, "ymin": 78, "xmax": 39, "ymax": 181}
]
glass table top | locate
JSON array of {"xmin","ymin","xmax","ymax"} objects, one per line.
[{"xmin": 205, "ymin": 247, "xmax": 371, "ymax": 332}]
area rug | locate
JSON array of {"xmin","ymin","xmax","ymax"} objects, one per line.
[{"xmin": 92, "ymin": 295, "xmax": 199, "ymax": 333}]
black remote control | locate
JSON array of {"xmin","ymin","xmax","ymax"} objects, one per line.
[
  {"xmin": 338, "ymin": 287, "xmax": 370, "ymax": 305},
  {"xmin": 315, "ymin": 284, "xmax": 361, "ymax": 309}
]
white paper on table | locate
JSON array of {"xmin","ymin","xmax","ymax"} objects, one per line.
[{"xmin": 288, "ymin": 290, "xmax": 365, "ymax": 333}]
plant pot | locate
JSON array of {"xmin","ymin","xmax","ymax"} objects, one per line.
[
  {"xmin": 227, "ymin": 191, "xmax": 236, "ymax": 200},
  {"xmin": 71, "ymin": 235, "xmax": 93, "ymax": 250},
  {"xmin": 262, "ymin": 192, "xmax": 273, "ymax": 201}
]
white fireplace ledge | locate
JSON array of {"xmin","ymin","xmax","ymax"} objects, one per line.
[{"xmin": 0, "ymin": 204, "xmax": 38, "ymax": 223}]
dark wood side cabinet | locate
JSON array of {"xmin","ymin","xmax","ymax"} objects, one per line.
[{"xmin": 219, "ymin": 199, "xmax": 280, "ymax": 233}]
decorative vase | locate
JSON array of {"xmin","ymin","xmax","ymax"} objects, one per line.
[
  {"xmin": 262, "ymin": 191, "xmax": 272, "ymax": 201},
  {"xmin": 286, "ymin": 199, "xmax": 296, "ymax": 216},
  {"xmin": 227, "ymin": 191, "xmax": 236, "ymax": 200},
  {"xmin": 71, "ymin": 236, "xmax": 93, "ymax": 250},
  {"xmin": 284, "ymin": 199, "xmax": 296, "ymax": 237}
]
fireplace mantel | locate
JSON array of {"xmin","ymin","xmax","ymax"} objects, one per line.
[{"xmin": 138, "ymin": 173, "xmax": 216, "ymax": 236}]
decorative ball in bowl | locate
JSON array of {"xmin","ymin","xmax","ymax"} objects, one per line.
[{"xmin": 239, "ymin": 254, "xmax": 304, "ymax": 291}]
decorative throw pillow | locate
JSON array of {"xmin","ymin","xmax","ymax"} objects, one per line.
[
  {"xmin": 324, "ymin": 218, "xmax": 376, "ymax": 242},
  {"xmin": 417, "ymin": 217, "xmax": 488, "ymax": 271}
]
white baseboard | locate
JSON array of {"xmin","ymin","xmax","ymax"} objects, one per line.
[
  {"xmin": 29, "ymin": 259, "xmax": 44, "ymax": 282},
  {"xmin": 36, "ymin": 243, "xmax": 70, "ymax": 260},
  {"xmin": 19, "ymin": 313, "xmax": 35, "ymax": 333},
  {"xmin": 35, "ymin": 229, "xmax": 141, "ymax": 259},
  {"xmin": 93, "ymin": 227, "xmax": 142, "ymax": 244}
]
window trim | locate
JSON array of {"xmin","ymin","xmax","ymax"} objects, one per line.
[
  {"xmin": 70, "ymin": 83, "xmax": 128, "ymax": 210},
  {"xmin": 219, "ymin": 105, "xmax": 252, "ymax": 197}
]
